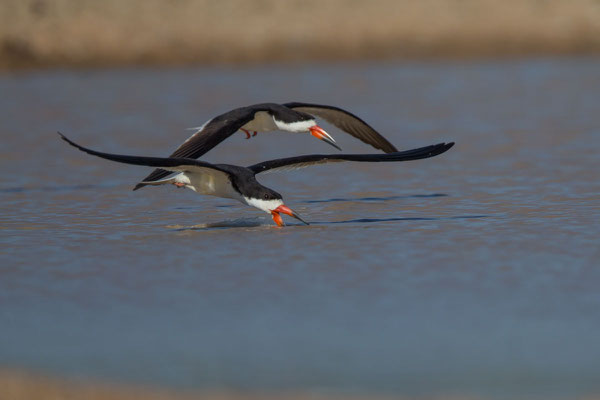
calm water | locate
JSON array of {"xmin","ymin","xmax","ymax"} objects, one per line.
[{"xmin": 1, "ymin": 58, "xmax": 599, "ymax": 399}]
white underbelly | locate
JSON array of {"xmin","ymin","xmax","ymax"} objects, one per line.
[{"xmin": 242, "ymin": 111, "xmax": 278, "ymax": 132}]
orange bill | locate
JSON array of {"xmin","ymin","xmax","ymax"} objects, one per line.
[
  {"xmin": 271, "ymin": 205, "xmax": 309, "ymax": 226},
  {"xmin": 309, "ymin": 125, "xmax": 341, "ymax": 151}
]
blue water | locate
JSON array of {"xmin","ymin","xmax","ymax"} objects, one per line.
[{"xmin": 1, "ymin": 57, "xmax": 599, "ymax": 399}]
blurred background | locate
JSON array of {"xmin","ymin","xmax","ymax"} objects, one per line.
[
  {"xmin": 1, "ymin": 1, "xmax": 600, "ymax": 400},
  {"xmin": 1, "ymin": 0, "xmax": 600, "ymax": 70}
]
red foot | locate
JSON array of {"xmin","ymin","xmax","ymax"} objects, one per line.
[
  {"xmin": 271, "ymin": 211, "xmax": 284, "ymax": 227},
  {"xmin": 173, "ymin": 182, "xmax": 185, "ymax": 188},
  {"xmin": 241, "ymin": 128, "xmax": 251, "ymax": 139},
  {"xmin": 252, "ymin": 131, "xmax": 258, "ymax": 137}
]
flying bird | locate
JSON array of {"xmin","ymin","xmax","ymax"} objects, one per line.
[
  {"xmin": 134, "ymin": 102, "xmax": 399, "ymax": 190},
  {"xmin": 59, "ymin": 133, "xmax": 453, "ymax": 227}
]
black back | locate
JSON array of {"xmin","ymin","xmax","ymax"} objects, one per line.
[
  {"xmin": 262, "ymin": 103, "xmax": 314, "ymax": 124},
  {"xmin": 214, "ymin": 163, "xmax": 283, "ymax": 201}
]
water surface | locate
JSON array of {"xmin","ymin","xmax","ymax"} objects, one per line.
[{"xmin": 1, "ymin": 58, "xmax": 599, "ymax": 399}]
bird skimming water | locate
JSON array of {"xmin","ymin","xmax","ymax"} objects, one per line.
[{"xmin": 59, "ymin": 133, "xmax": 453, "ymax": 227}]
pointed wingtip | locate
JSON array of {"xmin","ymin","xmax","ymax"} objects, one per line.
[
  {"xmin": 434, "ymin": 142, "xmax": 455, "ymax": 157},
  {"xmin": 57, "ymin": 131, "xmax": 79, "ymax": 149},
  {"xmin": 434, "ymin": 142, "xmax": 454, "ymax": 153}
]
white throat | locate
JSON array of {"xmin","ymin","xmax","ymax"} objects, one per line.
[
  {"xmin": 273, "ymin": 118, "xmax": 316, "ymax": 133},
  {"xmin": 243, "ymin": 197, "xmax": 284, "ymax": 214}
]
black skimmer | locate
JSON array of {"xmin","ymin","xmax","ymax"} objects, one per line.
[
  {"xmin": 134, "ymin": 102, "xmax": 399, "ymax": 190},
  {"xmin": 59, "ymin": 133, "xmax": 453, "ymax": 227}
]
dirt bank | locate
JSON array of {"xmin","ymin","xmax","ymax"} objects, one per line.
[
  {"xmin": 0, "ymin": 369, "xmax": 406, "ymax": 400},
  {"xmin": 1, "ymin": 0, "xmax": 600, "ymax": 69}
]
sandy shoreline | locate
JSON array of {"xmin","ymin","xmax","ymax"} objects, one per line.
[
  {"xmin": 1, "ymin": 0, "xmax": 600, "ymax": 70},
  {"xmin": 0, "ymin": 369, "xmax": 413, "ymax": 400},
  {"xmin": 4, "ymin": 369, "xmax": 600, "ymax": 400}
]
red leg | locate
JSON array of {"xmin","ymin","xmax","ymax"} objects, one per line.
[
  {"xmin": 252, "ymin": 131, "xmax": 258, "ymax": 137},
  {"xmin": 241, "ymin": 128, "xmax": 251, "ymax": 139}
]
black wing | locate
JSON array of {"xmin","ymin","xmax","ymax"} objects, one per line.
[
  {"xmin": 248, "ymin": 142, "xmax": 454, "ymax": 174},
  {"xmin": 284, "ymin": 102, "xmax": 398, "ymax": 153},
  {"xmin": 133, "ymin": 106, "xmax": 257, "ymax": 190},
  {"xmin": 59, "ymin": 132, "xmax": 233, "ymax": 178}
]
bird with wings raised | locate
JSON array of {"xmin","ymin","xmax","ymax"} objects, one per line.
[{"xmin": 134, "ymin": 102, "xmax": 399, "ymax": 190}]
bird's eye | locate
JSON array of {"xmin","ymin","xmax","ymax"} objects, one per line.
[{"xmin": 264, "ymin": 194, "xmax": 270, "ymax": 200}]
